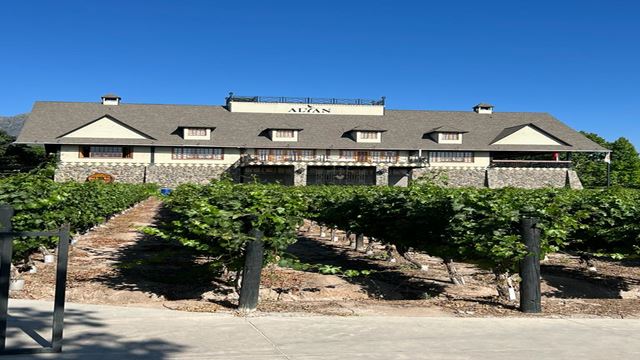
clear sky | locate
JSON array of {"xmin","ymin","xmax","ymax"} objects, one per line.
[{"xmin": 1, "ymin": 0, "xmax": 638, "ymax": 147}]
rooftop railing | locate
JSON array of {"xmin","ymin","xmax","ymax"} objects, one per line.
[{"xmin": 227, "ymin": 93, "xmax": 385, "ymax": 106}]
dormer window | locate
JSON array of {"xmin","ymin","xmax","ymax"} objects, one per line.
[
  {"xmin": 270, "ymin": 129, "xmax": 299, "ymax": 142},
  {"xmin": 355, "ymin": 131, "xmax": 382, "ymax": 143},
  {"xmin": 440, "ymin": 132, "xmax": 460, "ymax": 141},
  {"xmin": 183, "ymin": 127, "xmax": 212, "ymax": 140},
  {"xmin": 187, "ymin": 128, "xmax": 207, "ymax": 136},
  {"xmin": 426, "ymin": 127, "xmax": 466, "ymax": 144},
  {"xmin": 274, "ymin": 130, "xmax": 295, "ymax": 138}
]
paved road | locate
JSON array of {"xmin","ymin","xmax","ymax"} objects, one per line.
[{"xmin": 3, "ymin": 299, "xmax": 640, "ymax": 359}]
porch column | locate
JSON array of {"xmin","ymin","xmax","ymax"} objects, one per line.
[
  {"xmin": 375, "ymin": 165, "xmax": 389, "ymax": 186},
  {"xmin": 293, "ymin": 163, "xmax": 307, "ymax": 186}
]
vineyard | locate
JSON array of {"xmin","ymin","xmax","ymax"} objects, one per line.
[
  {"xmin": 0, "ymin": 173, "xmax": 157, "ymax": 259},
  {"xmin": 149, "ymin": 180, "xmax": 640, "ymax": 307},
  {"xmin": 3, "ymin": 175, "xmax": 640, "ymax": 313}
]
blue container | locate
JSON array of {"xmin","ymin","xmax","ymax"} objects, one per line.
[{"xmin": 160, "ymin": 188, "xmax": 172, "ymax": 196}]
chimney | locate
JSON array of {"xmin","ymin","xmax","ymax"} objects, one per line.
[
  {"xmin": 101, "ymin": 93, "xmax": 121, "ymax": 105},
  {"xmin": 473, "ymin": 103, "xmax": 493, "ymax": 114}
]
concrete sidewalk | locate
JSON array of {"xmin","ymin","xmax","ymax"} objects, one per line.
[{"xmin": 2, "ymin": 299, "xmax": 640, "ymax": 359}]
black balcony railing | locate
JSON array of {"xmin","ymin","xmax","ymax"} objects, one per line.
[
  {"xmin": 490, "ymin": 160, "xmax": 573, "ymax": 168},
  {"xmin": 227, "ymin": 93, "xmax": 385, "ymax": 106}
]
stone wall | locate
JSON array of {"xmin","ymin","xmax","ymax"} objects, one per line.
[
  {"xmin": 293, "ymin": 164, "xmax": 307, "ymax": 186},
  {"xmin": 487, "ymin": 168, "xmax": 568, "ymax": 189},
  {"xmin": 55, "ymin": 162, "xmax": 585, "ymax": 190},
  {"xmin": 146, "ymin": 164, "xmax": 232, "ymax": 188},
  {"xmin": 411, "ymin": 167, "xmax": 583, "ymax": 189},
  {"xmin": 55, "ymin": 163, "xmax": 147, "ymax": 183},
  {"xmin": 376, "ymin": 165, "xmax": 389, "ymax": 186},
  {"xmin": 55, "ymin": 163, "xmax": 233, "ymax": 187},
  {"xmin": 412, "ymin": 167, "xmax": 487, "ymax": 187}
]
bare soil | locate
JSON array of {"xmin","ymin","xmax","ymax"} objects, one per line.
[{"xmin": 12, "ymin": 198, "xmax": 640, "ymax": 318}]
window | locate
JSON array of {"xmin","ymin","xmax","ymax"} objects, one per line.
[
  {"xmin": 340, "ymin": 150, "xmax": 355, "ymax": 160},
  {"xmin": 441, "ymin": 133, "xmax": 460, "ymax": 141},
  {"xmin": 187, "ymin": 128, "xmax": 208, "ymax": 136},
  {"xmin": 79, "ymin": 146, "xmax": 133, "ymax": 159},
  {"xmin": 359, "ymin": 131, "xmax": 380, "ymax": 140},
  {"xmin": 172, "ymin": 147, "xmax": 223, "ymax": 160},
  {"xmin": 429, "ymin": 151, "xmax": 474, "ymax": 163},
  {"xmin": 371, "ymin": 151, "xmax": 398, "ymax": 162},
  {"xmin": 274, "ymin": 130, "xmax": 295, "ymax": 138},
  {"xmin": 255, "ymin": 149, "xmax": 316, "ymax": 161}
]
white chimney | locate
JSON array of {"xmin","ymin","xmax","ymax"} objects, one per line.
[
  {"xmin": 101, "ymin": 93, "xmax": 121, "ymax": 105},
  {"xmin": 473, "ymin": 103, "xmax": 493, "ymax": 114}
]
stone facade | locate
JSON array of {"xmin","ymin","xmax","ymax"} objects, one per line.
[
  {"xmin": 55, "ymin": 163, "xmax": 147, "ymax": 183},
  {"xmin": 487, "ymin": 168, "xmax": 568, "ymax": 189},
  {"xmin": 412, "ymin": 167, "xmax": 487, "ymax": 187},
  {"xmin": 411, "ymin": 167, "xmax": 582, "ymax": 189},
  {"xmin": 146, "ymin": 164, "xmax": 232, "ymax": 188},
  {"xmin": 55, "ymin": 162, "xmax": 584, "ymax": 190},
  {"xmin": 376, "ymin": 165, "xmax": 390, "ymax": 186},
  {"xmin": 293, "ymin": 163, "xmax": 307, "ymax": 186},
  {"xmin": 55, "ymin": 163, "xmax": 233, "ymax": 187}
]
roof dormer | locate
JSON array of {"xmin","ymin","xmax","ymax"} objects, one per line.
[
  {"xmin": 347, "ymin": 126, "xmax": 386, "ymax": 143},
  {"xmin": 182, "ymin": 127, "xmax": 213, "ymax": 140},
  {"xmin": 101, "ymin": 93, "xmax": 121, "ymax": 106},
  {"xmin": 268, "ymin": 128, "xmax": 301, "ymax": 142},
  {"xmin": 473, "ymin": 103, "xmax": 494, "ymax": 114},
  {"xmin": 425, "ymin": 126, "xmax": 467, "ymax": 144}
]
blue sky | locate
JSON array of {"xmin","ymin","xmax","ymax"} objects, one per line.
[{"xmin": 1, "ymin": 0, "xmax": 638, "ymax": 147}]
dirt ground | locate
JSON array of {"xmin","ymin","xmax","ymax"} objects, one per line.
[{"xmin": 12, "ymin": 198, "xmax": 640, "ymax": 318}]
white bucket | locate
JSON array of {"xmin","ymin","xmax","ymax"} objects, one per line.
[{"xmin": 10, "ymin": 279, "xmax": 25, "ymax": 291}]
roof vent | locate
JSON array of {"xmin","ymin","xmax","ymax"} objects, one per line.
[
  {"xmin": 473, "ymin": 103, "xmax": 493, "ymax": 114},
  {"xmin": 101, "ymin": 93, "xmax": 121, "ymax": 106}
]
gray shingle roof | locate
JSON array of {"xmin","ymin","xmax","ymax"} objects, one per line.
[{"xmin": 15, "ymin": 101, "xmax": 608, "ymax": 152}]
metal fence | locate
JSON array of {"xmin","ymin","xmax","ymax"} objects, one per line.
[
  {"xmin": 0, "ymin": 205, "xmax": 70, "ymax": 355},
  {"xmin": 227, "ymin": 93, "xmax": 385, "ymax": 106}
]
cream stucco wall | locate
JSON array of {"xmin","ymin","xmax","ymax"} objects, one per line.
[
  {"xmin": 60, "ymin": 145, "xmax": 151, "ymax": 163},
  {"xmin": 63, "ymin": 117, "xmax": 149, "ymax": 139},
  {"xmin": 493, "ymin": 126, "xmax": 562, "ymax": 146},
  {"xmin": 428, "ymin": 151, "xmax": 490, "ymax": 167},
  {"xmin": 153, "ymin": 147, "xmax": 241, "ymax": 165},
  {"xmin": 229, "ymin": 101, "xmax": 384, "ymax": 116}
]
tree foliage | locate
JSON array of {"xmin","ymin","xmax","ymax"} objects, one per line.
[{"xmin": 573, "ymin": 131, "xmax": 640, "ymax": 188}]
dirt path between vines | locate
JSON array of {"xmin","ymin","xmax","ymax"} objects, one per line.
[{"xmin": 12, "ymin": 198, "xmax": 640, "ymax": 318}]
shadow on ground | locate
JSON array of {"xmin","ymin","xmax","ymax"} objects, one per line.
[
  {"xmin": 541, "ymin": 264, "xmax": 633, "ymax": 299},
  {"xmin": 5, "ymin": 306, "xmax": 183, "ymax": 359},
  {"xmin": 93, "ymin": 204, "xmax": 222, "ymax": 301},
  {"xmin": 286, "ymin": 236, "xmax": 446, "ymax": 300}
]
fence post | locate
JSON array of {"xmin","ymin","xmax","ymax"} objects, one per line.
[
  {"xmin": 238, "ymin": 228, "xmax": 264, "ymax": 312},
  {"xmin": 51, "ymin": 223, "xmax": 70, "ymax": 352},
  {"xmin": 0, "ymin": 205, "xmax": 14, "ymax": 351},
  {"xmin": 519, "ymin": 217, "xmax": 541, "ymax": 313}
]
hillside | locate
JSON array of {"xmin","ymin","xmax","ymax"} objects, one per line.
[{"xmin": 0, "ymin": 113, "xmax": 28, "ymax": 137}]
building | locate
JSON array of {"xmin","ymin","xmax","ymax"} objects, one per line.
[{"xmin": 16, "ymin": 93, "xmax": 608, "ymax": 188}]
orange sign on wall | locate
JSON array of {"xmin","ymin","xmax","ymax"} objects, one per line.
[{"xmin": 86, "ymin": 173, "xmax": 114, "ymax": 183}]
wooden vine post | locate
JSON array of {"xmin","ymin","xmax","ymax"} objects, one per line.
[
  {"xmin": 238, "ymin": 220, "xmax": 265, "ymax": 312},
  {"xmin": 519, "ymin": 217, "xmax": 541, "ymax": 313},
  {"xmin": 355, "ymin": 234, "xmax": 365, "ymax": 251}
]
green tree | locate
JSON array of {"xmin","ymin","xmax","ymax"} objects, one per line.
[
  {"xmin": 0, "ymin": 129, "xmax": 47, "ymax": 171},
  {"xmin": 572, "ymin": 132, "xmax": 609, "ymax": 188},
  {"xmin": 609, "ymin": 137, "xmax": 640, "ymax": 187}
]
